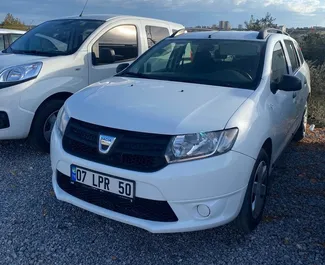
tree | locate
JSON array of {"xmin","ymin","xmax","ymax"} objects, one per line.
[
  {"xmin": 0, "ymin": 13, "xmax": 28, "ymax": 30},
  {"xmin": 245, "ymin": 12, "xmax": 277, "ymax": 31}
]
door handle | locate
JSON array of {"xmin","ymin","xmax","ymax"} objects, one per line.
[{"xmin": 293, "ymin": 92, "xmax": 297, "ymax": 99}]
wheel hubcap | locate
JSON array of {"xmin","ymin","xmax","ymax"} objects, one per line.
[
  {"xmin": 251, "ymin": 161, "xmax": 268, "ymax": 219},
  {"xmin": 43, "ymin": 110, "xmax": 59, "ymax": 143}
]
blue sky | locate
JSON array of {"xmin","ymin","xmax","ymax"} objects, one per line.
[{"xmin": 1, "ymin": 0, "xmax": 325, "ymax": 28}]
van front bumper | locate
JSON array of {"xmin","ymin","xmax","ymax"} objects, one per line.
[{"xmin": 0, "ymin": 82, "xmax": 35, "ymax": 140}]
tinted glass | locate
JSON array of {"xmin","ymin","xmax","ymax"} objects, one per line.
[
  {"xmin": 92, "ymin": 24, "xmax": 138, "ymax": 65},
  {"xmin": 271, "ymin": 42, "xmax": 288, "ymax": 83},
  {"xmin": 119, "ymin": 39, "xmax": 266, "ymax": 90},
  {"xmin": 145, "ymin": 26, "xmax": 170, "ymax": 48},
  {"xmin": 0, "ymin": 35, "xmax": 4, "ymax": 50},
  {"xmin": 5, "ymin": 19, "xmax": 104, "ymax": 56},
  {"xmin": 284, "ymin": 40, "xmax": 300, "ymax": 72}
]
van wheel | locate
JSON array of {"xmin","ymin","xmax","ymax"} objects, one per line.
[
  {"xmin": 29, "ymin": 99, "xmax": 65, "ymax": 153},
  {"xmin": 293, "ymin": 102, "xmax": 308, "ymax": 142},
  {"xmin": 235, "ymin": 149, "xmax": 270, "ymax": 233}
]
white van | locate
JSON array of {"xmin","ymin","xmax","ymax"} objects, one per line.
[{"xmin": 0, "ymin": 15, "xmax": 184, "ymax": 152}]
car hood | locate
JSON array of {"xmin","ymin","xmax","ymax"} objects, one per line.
[
  {"xmin": 66, "ymin": 77, "xmax": 253, "ymax": 135},
  {"xmin": 0, "ymin": 52, "xmax": 47, "ymax": 72}
]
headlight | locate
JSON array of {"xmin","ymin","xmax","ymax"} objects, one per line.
[
  {"xmin": 165, "ymin": 128, "xmax": 239, "ymax": 163},
  {"xmin": 56, "ymin": 106, "xmax": 70, "ymax": 136},
  {"xmin": 0, "ymin": 62, "xmax": 42, "ymax": 83}
]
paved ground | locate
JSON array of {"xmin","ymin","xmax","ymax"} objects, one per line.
[{"xmin": 0, "ymin": 129, "xmax": 325, "ymax": 265}]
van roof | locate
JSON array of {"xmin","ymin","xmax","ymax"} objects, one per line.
[
  {"xmin": 0, "ymin": 28, "xmax": 26, "ymax": 34},
  {"xmin": 61, "ymin": 14, "xmax": 183, "ymax": 27}
]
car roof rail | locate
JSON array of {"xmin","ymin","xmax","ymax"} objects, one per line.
[{"xmin": 257, "ymin": 28, "xmax": 290, "ymax": 39}]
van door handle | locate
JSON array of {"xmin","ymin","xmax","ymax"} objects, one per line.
[{"xmin": 293, "ymin": 92, "xmax": 297, "ymax": 98}]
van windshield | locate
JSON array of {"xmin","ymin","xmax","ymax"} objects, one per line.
[
  {"xmin": 4, "ymin": 19, "xmax": 104, "ymax": 57},
  {"xmin": 118, "ymin": 38, "xmax": 266, "ymax": 90}
]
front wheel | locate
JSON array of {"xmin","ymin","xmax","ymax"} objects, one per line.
[
  {"xmin": 235, "ymin": 148, "xmax": 270, "ymax": 233},
  {"xmin": 29, "ymin": 99, "xmax": 65, "ymax": 153}
]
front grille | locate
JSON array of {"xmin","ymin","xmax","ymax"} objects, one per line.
[
  {"xmin": 57, "ymin": 171, "xmax": 178, "ymax": 222},
  {"xmin": 62, "ymin": 118, "xmax": 171, "ymax": 172}
]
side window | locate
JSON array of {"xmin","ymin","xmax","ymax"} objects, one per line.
[
  {"xmin": 9, "ymin": 34, "xmax": 22, "ymax": 44},
  {"xmin": 0, "ymin": 35, "xmax": 4, "ymax": 50},
  {"xmin": 294, "ymin": 42, "xmax": 305, "ymax": 64},
  {"xmin": 271, "ymin": 42, "xmax": 289, "ymax": 84},
  {"xmin": 145, "ymin": 25, "xmax": 169, "ymax": 48},
  {"xmin": 92, "ymin": 25, "xmax": 138, "ymax": 65},
  {"xmin": 284, "ymin": 40, "xmax": 300, "ymax": 72}
]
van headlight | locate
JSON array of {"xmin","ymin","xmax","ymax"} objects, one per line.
[
  {"xmin": 165, "ymin": 128, "xmax": 239, "ymax": 163},
  {"xmin": 0, "ymin": 62, "xmax": 42, "ymax": 84},
  {"xmin": 56, "ymin": 106, "xmax": 70, "ymax": 136}
]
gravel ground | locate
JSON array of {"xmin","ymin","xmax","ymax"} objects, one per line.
[{"xmin": 0, "ymin": 129, "xmax": 324, "ymax": 265}]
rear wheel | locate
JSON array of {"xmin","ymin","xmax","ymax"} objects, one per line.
[
  {"xmin": 293, "ymin": 102, "xmax": 308, "ymax": 142},
  {"xmin": 235, "ymin": 149, "xmax": 270, "ymax": 233},
  {"xmin": 29, "ymin": 99, "xmax": 65, "ymax": 153}
]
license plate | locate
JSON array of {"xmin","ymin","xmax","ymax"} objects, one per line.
[{"xmin": 70, "ymin": 165, "xmax": 135, "ymax": 199}]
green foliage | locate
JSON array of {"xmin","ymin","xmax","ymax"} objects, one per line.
[
  {"xmin": 0, "ymin": 13, "xmax": 28, "ymax": 30},
  {"xmin": 300, "ymin": 32, "xmax": 325, "ymax": 65},
  {"xmin": 245, "ymin": 13, "xmax": 277, "ymax": 31}
]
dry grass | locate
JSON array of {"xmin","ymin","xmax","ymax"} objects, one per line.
[{"xmin": 308, "ymin": 62, "xmax": 325, "ymax": 127}]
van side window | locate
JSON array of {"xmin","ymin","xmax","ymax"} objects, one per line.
[
  {"xmin": 284, "ymin": 40, "xmax": 300, "ymax": 72},
  {"xmin": 0, "ymin": 35, "xmax": 4, "ymax": 50},
  {"xmin": 92, "ymin": 25, "xmax": 138, "ymax": 65},
  {"xmin": 9, "ymin": 34, "xmax": 22, "ymax": 43},
  {"xmin": 271, "ymin": 42, "xmax": 288, "ymax": 85},
  {"xmin": 145, "ymin": 26, "xmax": 169, "ymax": 48}
]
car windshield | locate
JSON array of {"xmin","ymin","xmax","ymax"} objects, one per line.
[
  {"xmin": 118, "ymin": 38, "xmax": 266, "ymax": 90},
  {"xmin": 4, "ymin": 19, "xmax": 104, "ymax": 56}
]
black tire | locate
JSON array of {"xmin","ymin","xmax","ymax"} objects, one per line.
[
  {"xmin": 293, "ymin": 102, "xmax": 308, "ymax": 142},
  {"xmin": 29, "ymin": 99, "xmax": 65, "ymax": 153},
  {"xmin": 235, "ymin": 148, "xmax": 270, "ymax": 233}
]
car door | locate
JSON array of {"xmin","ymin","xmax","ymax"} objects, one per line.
[
  {"xmin": 88, "ymin": 21, "xmax": 141, "ymax": 85},
  {"xmin": 283, "ymin": 39, "xmax": 306, "ymax": 133},
  {"xmin": 269, "ymin": 41, "xmax": 296, "ymax": 160}
]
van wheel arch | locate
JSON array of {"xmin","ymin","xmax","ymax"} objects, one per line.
[{"xmin": 28, "ymin": 92, "xmax": 73, "ymax": 153}]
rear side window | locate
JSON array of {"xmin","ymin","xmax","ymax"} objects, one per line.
[
  {"xmin": 145, "ymin": 25, "xmax": 169, "ymax": 48},
  {"xmin": 0, "ymin": 34, "xmax": 4, "ymax": 50},
  {"xmin": 284, "ymin": 40, "xmax": 300, "ymax": 72},
  {"xmin": 92, "ymin": 24, "xmax": 138, "ymax": 65},
  {"xmin": 271, "ymin": 42, "xmax": 288, "ymax": 84},
  {"xmin": 294, "ymin": 42, "xmax": 305, "ymax": 64}
]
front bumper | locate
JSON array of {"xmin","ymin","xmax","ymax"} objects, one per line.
[
  {"xmin": 51, "ymin": 127, "xmax": 256, "ymax": 233},
  {"xmin": 0, "ymin": 82, "xmax": 35, "ymax": 140}
]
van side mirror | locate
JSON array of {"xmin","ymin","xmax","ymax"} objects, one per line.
[
  {"xmin": 116, "ymin": 63, "xmax": 129, "ymax": 73},
  {"xmin": 277, "ymin": 75, "xmax": 302, "ymax": 92}
]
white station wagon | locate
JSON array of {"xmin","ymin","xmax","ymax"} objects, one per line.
[
  {"xmin": 0, "ymin": 15, "xmax": 183, "ymax": 152},
  {"xmin": 51, "ymin": 28, "xmax": 310, "ymax": 233}
]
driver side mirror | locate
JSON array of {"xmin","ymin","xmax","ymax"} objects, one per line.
[
  {"xmin": 116, "ymin": 63, "xmax": 129, "ymax": 73},
  {"xmin": 277, "ymin": 74, "xmax": 302, "ymax": 92}
]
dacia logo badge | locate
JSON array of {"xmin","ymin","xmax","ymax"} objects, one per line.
[{"xmin": 98, "ymin": 134, "xmax": 116, "ymax": 154}]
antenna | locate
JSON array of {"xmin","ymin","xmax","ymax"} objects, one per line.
[{"xmin": 79, "ymin": 0, "xmax": 89, "ymax": 17}]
